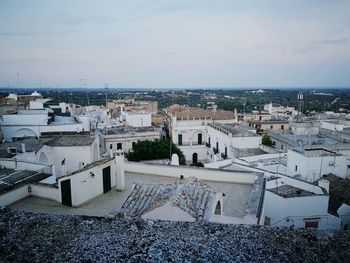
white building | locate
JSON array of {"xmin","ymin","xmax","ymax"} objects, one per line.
[
  {"xmin": 218, "ymin": 156, "xmax": 342, "ymax": 230},
  {"xmin": 0, "ymin": 152, "xmax": 124, "ymax": 208},
  {"xmin": 263, "ymin": 102, "xmax": 297, "ymax": 117},
  {"xmin": 286, "ymin": 148, "xmax": 350, "ymax": 182},
  {"xmin": 36, "ymin": 134, "xmax": 100, "ymax": 177},
  {"xmin": 166, "ymin": 104, "xmax": 236, "ymax": 163},
  {"xmin": 2, "ymin": 109, "xmax": 90, "ymax": 141},
  {"xmin": 123, "ymin": 112, "xmax": 152, "ymax": 128},
  {"xmin": 206, "ymin": 123, "xmax": 261, "ymax": 162},
  {"xmin": 100, "ymin": 126, "xmax": 161, "ymax": 154},
  {"xmin": 264, "ymin": 176, "xmax": 340, "ymax": 230}
]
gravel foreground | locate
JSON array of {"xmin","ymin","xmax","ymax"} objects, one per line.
[{"xmin": 0, "ymin": 208, "xmax": 349, "ymax": 263}]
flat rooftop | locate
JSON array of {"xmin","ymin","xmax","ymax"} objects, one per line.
[
  {"xmin": 10, "ymin": 172, "xmax": 252, "ymax": 218},
  {"xmin": 268, "ymin": 185, "xmax": 317, "ymax": 198},
  {"xmin": 104, "ymin": 126, "xmax": 157, "ymax": 135},
  {"xmin": 210, "ymin": 123, "xmax": 259, "ymax": 137},
  {"xmin": 50, "ymin": 116, "xmax": 79, "ymax": 125},
  {"xmin": 270, "ymin": 132, "xmax": 339, "ymax": 146}
]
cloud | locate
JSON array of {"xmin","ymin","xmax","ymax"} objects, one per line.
[{"xmin": 319, "ymin": 38, "xmax": 348, "ymax": 45}]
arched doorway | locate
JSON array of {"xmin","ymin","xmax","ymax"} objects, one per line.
[
  {"xmin": 215, "ymin": 201, "xmax": 221, "ymax": 215},
  {"xmin": 13, "ymin": 128, "xmax": 37, "ymax": 139},
  {"xmin": 192, "ymin": 152, "xmax": 198, "ymax": 163}
]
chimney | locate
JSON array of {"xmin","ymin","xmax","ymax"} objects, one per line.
[
  {"xmin": 21, "ymin": 143, "xmax": 26, "ymax": 153},
  {"xmin": 318, "ymin": 179, "xmax": 329, "ymax": 193},
  {"xmin": 115, "ymin": 150, "xmax": 125, "ymax": 191}
]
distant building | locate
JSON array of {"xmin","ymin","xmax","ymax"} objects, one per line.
[
  {"xmin": 100, "ymin": 126, "xmax": 161, "ymax": 154},
  {"xmin": 264, "ymin": 175, "xmax": 340, "ymax": 230},
  {"xmin": 166, "ymin": 104, "xmax": 236, "ymax": 162},
  {"xmin": 248, "ymin": 119, "xmax": 290, "ymax": 134},
  {"xmin": 206, "ymin": 123, "xmax": 261, "ymax": 161},
  {"xmin": 286, "ymin": 147, "xmax": 350, "ymax": 182},
  {"xmin": 2, "ymin": 108, "xmax": 90, "ymax": 142}
]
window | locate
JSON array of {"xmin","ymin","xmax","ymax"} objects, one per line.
[
  {"xmin": 109, "ymin": 144, "xmax": 113, "ymax": 149},
  {"xmin": 281, "ymin": 125, "xmax": 284, "ymax": 130},
  {"xmin": 270, "ymin": 125, "xmax": 273, "ymax": 129},
  {"xmin": 216, "ymin": 142, "xmax": 219, "ymax": 152},
  {"xmin": 132, "ymin": 142, "xmax": 136, "ymax": 148},
  {"xmin": 281, "ymin": 144, "xmax": 284, "ymax": 150},
  {"xmin": 178, "ymin": 134, "xmax": 183, "ymax": 145},
  {"xmin": 305, "ymin": 221, "xmax": 319, "ymax": 229},
  {"xmin": 295, "ymin": 165, "xmax": 298, "ymax": 172},
  {"xmin": 117, "ymin": 143, "xmax": 122, "ymax": 150},
  {"xmin": 198, "ymin": 133, "xmax": 202, "ymax": 145}
]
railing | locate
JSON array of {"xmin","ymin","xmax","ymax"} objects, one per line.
[{"xmin": 221, "ymin": 153, "xmax": 227, "ymax": 159}]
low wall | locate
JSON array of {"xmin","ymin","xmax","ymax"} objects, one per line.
[
  {"xmin": 125, "ymin": 162, "xmax": 255, "ymax": 184},
  {"xmin": 259, "ymin": 144, "xmax": 280, "ymax": 154},
  {"xmin": 204, "ymin": 159, "xmax": 233, "ymax": 169},
  {"xmin": 30, "ymin": 184, "xmax": 60, "ymax": 202},
  {"xmin": 0, "ymin": 159, "xmax": 50, "ymax": 172},
  {"xmin": 0, "ymin": 186, "xmax": 29, "ymax": 207}
]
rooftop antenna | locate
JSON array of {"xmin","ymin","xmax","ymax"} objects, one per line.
[
  {"xmin": 105, "ymin": 83, "xmax": 108, "ymax": 108},
  {"xmin": 80, "ymin": 79, "xmax": 89, "ymax": 106},
  {"xmin": 297, "ymin": 92, "xmax": 303, "ymax": 122},
  {"xmin": 16, "ymin": 72, "xmax": 20, "ymax": 88}
]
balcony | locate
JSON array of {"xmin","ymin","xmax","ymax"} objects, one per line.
[
  {"xmin": 205, "ymin": 142, "xmax": 211, "ymax": 148},
  {"xmin": 213, "ymin": 147, "xmax": 218, "ymax": 154},
  {"xmin": 221, "ymin": 153, "xmax": 227, "ymax": 159}
]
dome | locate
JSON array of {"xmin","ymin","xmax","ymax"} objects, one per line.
[{"xmin": 31, "ymin": 91, "xmax": 42, "ymax": 97}]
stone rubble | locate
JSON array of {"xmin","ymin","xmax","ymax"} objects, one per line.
[{"xmin": 0, "ymin": 208, "xmax": 349, "ymax": 263}]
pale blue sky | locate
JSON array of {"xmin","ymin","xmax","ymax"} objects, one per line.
[{"xmin": 1, "ymin": 0, "xmax": 350, "ymax": 88}]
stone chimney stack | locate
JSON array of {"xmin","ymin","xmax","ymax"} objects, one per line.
[
  {"xmin": 21, "ymin": 143, "xmax": 26, "ymax": 153},
  {"xmin": 115, "ymin": 150, "xmax": 125, "ymax": 191}
]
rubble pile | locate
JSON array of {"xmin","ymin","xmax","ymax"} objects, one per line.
[{"xmin": 0, "ymin": 208, "xmax": 349, "ymax": 262}]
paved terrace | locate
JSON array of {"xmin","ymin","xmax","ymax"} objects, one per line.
[{"xmin": 10, "ymin": 172, "xmax": 252, "ymax": 218}]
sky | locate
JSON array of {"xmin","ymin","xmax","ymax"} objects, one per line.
[{"xmin": 0, "ymin": 0, "xmax": 350, "ymax": 89}]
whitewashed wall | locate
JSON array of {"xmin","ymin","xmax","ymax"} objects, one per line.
[
  {"xmin": 30, "ymin": 184, "xmax": 60, "ymax": 202},
  {"xmin": 286, "ymin": 149, "xmax": 349, "ymax": 182},
  {"xmin": 264, "ymin": 191, "xmax": 340, "ymax": 230},
  {"xmin": 125, "ymin": 113, "xmax": 152, "ymax": 127},
  {"xmin": 0, "ymin": 186, "xmax": 29, "ymax": 207},
  {"xmin": 125, "ymin": 162, "xmax": 255, "ymax": 184},
  {"xmin": 37, "ymin": 144, "xmax": 95, "ymax": 177},
  {"xmin": 179, "ymin": 145, "xmax": 207, "ymax": 162},
  {"xmin": 58, "ymin": 158, "xmax": 117, "ymax": 206}
]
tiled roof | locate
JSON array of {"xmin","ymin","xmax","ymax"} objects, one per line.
[
  {"xmin": 168, "ymin": 104, "xmax": 235, "ymax": 120},
  {"xmin": 120, "ymin": 177, "xmax": 217, "ymax": 221}
]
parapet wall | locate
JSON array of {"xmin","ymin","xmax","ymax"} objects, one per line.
[{"xmin": 125, "ymin": 162, "xmax": 255, "ymax": 184}]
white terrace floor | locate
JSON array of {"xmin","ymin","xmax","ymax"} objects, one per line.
[{"xmin": 10, "ymin": 172, "xmax": 252, "ymax": 218}]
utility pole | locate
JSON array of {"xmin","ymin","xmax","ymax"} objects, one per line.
[{"xmin": 105, "ymin": 83, "xmax": 108, "ymax": 108}]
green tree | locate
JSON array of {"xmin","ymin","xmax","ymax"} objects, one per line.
[
  {"xmin": 262, "ymin": 134, "xmax": 274, "ymax": 147},
  {"xmin": 126, "ymin": 139, "xmax": 186, "ymax": 165}
]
